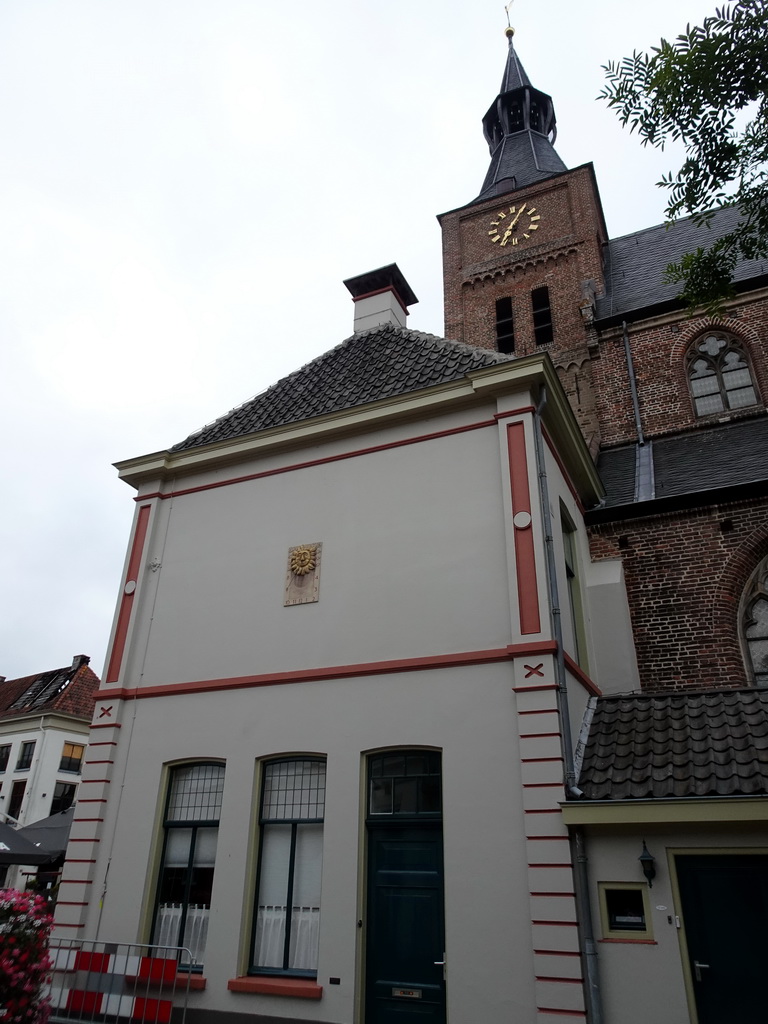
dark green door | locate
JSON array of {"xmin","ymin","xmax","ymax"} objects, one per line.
[
  {"xmin": 366, "ymin": 826, "xmax": 446, "ymax": 1024},
  {"xmin": 677, "ymin": 854, "xmax": 768, "ymax": 1024}
]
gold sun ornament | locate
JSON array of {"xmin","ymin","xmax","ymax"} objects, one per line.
[{"xmin": 290, "ymin": 545, "xmax": 317, "ymax": 576}]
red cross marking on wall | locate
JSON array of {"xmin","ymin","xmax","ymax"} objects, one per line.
[
  {"xmin": 98, "ymin": 706, "xmax": 113, "ymax": 719},
  {"xmin": 524, "ymin": 664, "xmax": 545, "ymax": 678}
]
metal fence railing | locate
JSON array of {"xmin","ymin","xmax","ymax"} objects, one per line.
[{"xmin": 47, "ymin": 939, "xmax": 192, "ymax": 1024}]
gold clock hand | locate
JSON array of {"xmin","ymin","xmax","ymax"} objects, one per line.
[{"xmin": 509, "ymin": 203, "xmax": 526, "ymax": 230}]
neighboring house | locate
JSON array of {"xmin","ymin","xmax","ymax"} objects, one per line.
[
  {"xmin": 0, "ymin": 655, "xmax": 99, "ymax": 888},
  {"xmin": 54, "ymin": 24, "xmax": 768, "ymax": 1024}
]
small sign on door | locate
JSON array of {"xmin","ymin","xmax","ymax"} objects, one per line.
[{"xmin": 392, "ymin": 988, "xmax": 422, "ymax": 999}]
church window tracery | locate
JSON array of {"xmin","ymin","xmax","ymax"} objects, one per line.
[
  {"xmin": 687, "ymin": 332, "xmax": 759, "ymax": 417},
  {"xmin": 743, "ymin": 556, "xmax": 768, "ymax": 687}
]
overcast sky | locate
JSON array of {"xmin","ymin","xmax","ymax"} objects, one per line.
[{"xmin": 1, "ymin": 0, "xmax": 719, "ymax": 680}]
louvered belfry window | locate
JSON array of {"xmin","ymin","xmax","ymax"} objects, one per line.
[{"xmin": 688, "ymin": 333, "xmax": 759, "ymax": 417}]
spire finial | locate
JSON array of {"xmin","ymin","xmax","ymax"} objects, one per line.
[{"xmin": 505, "ymin": 1, "xmax": 515, "ymax": 37}]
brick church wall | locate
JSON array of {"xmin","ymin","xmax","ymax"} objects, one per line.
[
  {"xmin": 589, "ymin": 500, "xmax": 768, "ymax": 691},
  {"xmin": 591, "ymin": 298, "xmax": 768, "ymax": 449}
]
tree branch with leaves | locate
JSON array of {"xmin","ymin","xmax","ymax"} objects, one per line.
[{"xmin": 600, "ymin": 1, "xmax": 768, "ymax": 312}]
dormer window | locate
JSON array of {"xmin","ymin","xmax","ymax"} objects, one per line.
[{"xmin": 687, "ymin": 333, "xmax": 759, "ymax": 417}]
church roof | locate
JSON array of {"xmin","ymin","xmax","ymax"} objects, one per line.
[
  {"xmin": 592, "ymin": 416, "xmax": 768, "ymax": 517},
  {"xmin": 596, "ymin": 205, "xmax": 768, "ymax": 323},
  {"xmin": 172, "ymin": 323, "xmax": 513, "ymax": 452},
  {"xmin": 477, "ymin": 134, "xmax": 567, "ymax": 201},
  {"xmin": 475, "ymin": 33, "xmax": 566, "ymax": 203},
  {"xmin": 577, "ymin": 689, "xmax": 768, "ymax": 800},
  {"xmin": 499, "ymin": 34, "xmax": 532, "ymax": 92}
]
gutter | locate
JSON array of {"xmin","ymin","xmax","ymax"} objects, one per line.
[
  {"xmin": 585, "ymin": 477, "xmax": 768, "ymax": 525},
  {"xmin": 532, "ymin": 387, "xmax": 603, "ymax": 1024}
]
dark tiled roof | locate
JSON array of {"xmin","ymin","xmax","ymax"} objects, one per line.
[
  {"xmin": 595, "ymin": 444, "xmax": 636, "ymax": 507},
  {"xmin": 476, "ymin": 132, "xmax": 567, "ymax": 202},
  {"xmin": 499, "ymin": 36, "xmax": 532, "ymax": 93},
  {"xmin": 596, "ymin": 416, "xmax": 768, "ymax": 509},
  {"xmin": 172, "ymin": 322, "xmax": 513, "ymax": 452},
  {"xmin": 0, "ymin": 659, "xmax": 100, "ymax": 721},
  {"xmin": 596, "ymin": 206, "xmax": 768, "ymax": 322},
  {"xmin": 578, "ymin": 689, "xmax": 768, "ymax": 800}
]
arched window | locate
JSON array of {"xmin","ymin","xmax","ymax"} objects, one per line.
[
  {"xmin": 687, "ymin": 332, "xmax": 758, "ymax": 417},
  {"xmin": 251, "ymin": 758, "xmax": 326, "ymax": 975},
  {"xmin": 743, "ymin": 557, "xmax": 768, "ymax": 687},
  {"xmin": 152, "ymin": 762, "xmax": 225, "ymax": 968}
]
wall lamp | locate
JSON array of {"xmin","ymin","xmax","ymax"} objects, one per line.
[{"xmin": 639, "ymin": 841, "xmax": 656, "ymax": 888}]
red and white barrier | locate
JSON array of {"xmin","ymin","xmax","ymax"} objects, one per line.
[{"xmin": 49, "ymin": 942, "xmax": 189, "ymax": 1024}]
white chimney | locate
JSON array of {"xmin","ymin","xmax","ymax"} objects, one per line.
[{"xmin": 343, "ymin": 264, "xmax": 418, "ymax": 333}]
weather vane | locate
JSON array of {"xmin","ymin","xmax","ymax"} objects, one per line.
[{"xmin": 505, "ymin": 1, "xmax": 515, "ymax": 28}]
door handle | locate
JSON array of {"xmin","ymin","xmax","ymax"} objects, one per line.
[
  {"xmin": 433, "ymin": 961, "xmax": 445, "ymax": 966},
  {"xmin": 694, "ymin": 961, "xmax": 710, "ymax": 983}
]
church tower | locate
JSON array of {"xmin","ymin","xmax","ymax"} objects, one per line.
[{"xmin": 438, "ymin": 26, "xmax": 608, "ymax": 452}]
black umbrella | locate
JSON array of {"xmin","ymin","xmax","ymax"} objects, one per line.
[
  {"xmin": 15, "ymin": 807, "xmax": 74, "ymax": 860},
  {"xmin": 0, "ymin": 822, "xmax": 52, "ymax": 866}
]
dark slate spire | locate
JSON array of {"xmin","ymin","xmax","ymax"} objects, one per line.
[{"xmin": 476, "ymin": 27, "xmax": 566, "ymax": 202}]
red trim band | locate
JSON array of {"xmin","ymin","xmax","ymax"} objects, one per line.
[
  {"xmin": 535, "ymin": 977, "xmax": 583, "ymax": 985},
  {"xmin": 536, "ymin": 1009, "xmax": 586, "ymax": 1018},
  {"xmin": 532, "ymin": 921, "xmax": 579, "ymax": 928},
  {"xmin": 495, "ymin": 406, "xmax": 536, "ymax": 420},
  {"xmin": 507, "ymin": 421, "xmax": 541, "ymax": 634},
  {"xmin": 95, "ymin": 642, "xmax": 557, "ymax": 702},
  {"xmin": 106, "ymin": 504, "xmax": 152, "ymax": 683},
  {"xmin": 140, "ymin": 419, "xmax": 498, "ymax": 503},
  {"xmin": 563, "ymin": 653, "xmax": 602, "ymax": 697}
]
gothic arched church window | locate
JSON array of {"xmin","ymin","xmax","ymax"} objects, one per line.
[
  {"xmin": 743, "ymin": 556, "xmax": 768, "ymax": 686},
  {"xmin": 687, "ymin": 332, "xmax": 758, "ymax": 417}
]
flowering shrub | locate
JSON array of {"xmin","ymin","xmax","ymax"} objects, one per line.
[{"xmin": 0, "ymin": 889, "xmax": 52, "ymax": 1024}]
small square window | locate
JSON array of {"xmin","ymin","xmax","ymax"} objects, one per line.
[
  {"xmin": 51, "ymin": 781, "xmax": 77, "ymax": 816},
  {"xmin": 59, "ymin": 742, "xmax": 85, "ymax": 773},
  {"xmin": 599, "ymin": 882, "xmax": 653, "ymax": 940}
]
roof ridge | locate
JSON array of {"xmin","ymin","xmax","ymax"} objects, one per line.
[{"xmin": 171, "ymin": 322, "xmax": 515, "ymax": 453}]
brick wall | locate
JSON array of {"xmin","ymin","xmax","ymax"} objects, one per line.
[
  {"xmin": 592, "ymin": 300, "xmax": 768, "ymax": 448},
  {"xmin": 440, "ymin": 164, "xmax": 608, "ymax": 447},
  {"xmin": 589, "ymin": 500, "xmax": 768, "ymax": 692}
]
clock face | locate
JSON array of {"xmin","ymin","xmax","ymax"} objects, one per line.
[{"xmin": 488, "ymin": 202, "xmax": 541, "ymax": 247}]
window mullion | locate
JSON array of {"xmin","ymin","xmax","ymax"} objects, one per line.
[
  {"xmin": 282, "ymin": 823, "xmax": 299, "ymax": 970},
  {"xmin": 176, "ymin": 826, "xmax": 197, "ymax": 951}
]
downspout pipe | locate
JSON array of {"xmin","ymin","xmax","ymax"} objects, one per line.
[
  {"xmin": 623, "ymin": 320, "xmax": 644, "ymax": 446},
  {"xmin": 532, "ymin": 386, "xmax": 604, "ymax": 1024}
]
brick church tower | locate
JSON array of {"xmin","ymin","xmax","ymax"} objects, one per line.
[{"xmin": 438, "ymin": 26, "xmax": 607, "ymax": 454}]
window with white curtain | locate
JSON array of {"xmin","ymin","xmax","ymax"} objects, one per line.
[
  {"xmin": 251, "ymin": 758, "xmax": 325, "ymax": 975},
  {"xmin": 151, "ymin": 762, "xmax": 225, "ymax": 969}
]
